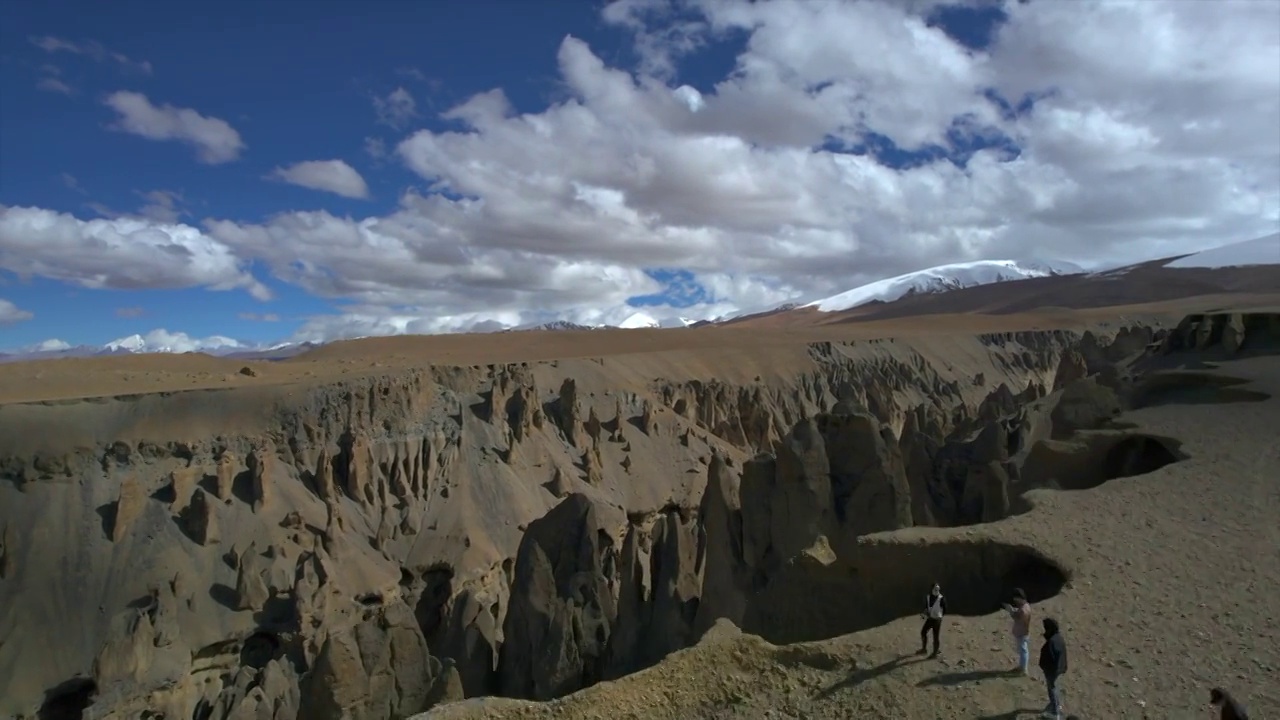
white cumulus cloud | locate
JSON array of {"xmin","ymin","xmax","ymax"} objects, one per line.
[
  {"xmin": 0, "ymin": 299, "xmax": 33, "ymax": 325},
  {"xmin": 28, "ymin": 339, "xmax": 72, "ymax": 352},
  {"xmin": 8, "ymin": 0, "xmax": 1280, "ymax": 344},
  {"xmin": 104, "ymin": 91, "xmax": 245, "ymax": 164},
  {"xmin": 270, "ymin": 160, "xmax": 370, "ymax": 199},
  {"xmin": 207, "ymin": 0, "xmax": 1280, "ymax": 339},
  {"xmin": 0, "ymin": 206, "xmax": 271, "ymax": 300}
]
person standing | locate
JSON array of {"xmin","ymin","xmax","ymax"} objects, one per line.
[
  {"xmin": 1038, "ymin": 617, "xmax": 1068, "ymax": 720},
  {"xmin": 919, "ymin": 582, "xmax": 947, "ymax": 657},
  {"xmin": 1209, "ymin": 687, "xmax": 1249, "ymax": 719},
  {"xmin": 1001, "ymin": 587, "xmax": 1033, "ymax": 674}
]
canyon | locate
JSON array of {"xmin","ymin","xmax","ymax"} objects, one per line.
[{"xmin": 1, "ymin": 308, "xmax": 1278, "ymax": 719}]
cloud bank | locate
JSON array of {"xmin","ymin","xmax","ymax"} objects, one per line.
[
  {"xmin": 6, "ymin": 0, "xmax": 1279, "ymax": 345},
  {"xmin": 0, "ymin": 206, "xmax": 271, "ymax": 300}
]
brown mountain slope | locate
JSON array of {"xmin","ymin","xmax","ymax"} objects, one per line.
[{"xmin": 727, "ymin": 262, "xmax": 1280, "ymax": 330}]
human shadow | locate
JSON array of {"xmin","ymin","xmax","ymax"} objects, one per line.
[
  {"xmin": 917, "ymin": 668, "xmax": 1022, "ymax": 688},
  {"xmin": 974, "ymin": 714, "xmax": 1080, "ymax": 720},
  {"xmin": 813, "ymin": 654, "xmax": 926, "ymax": 700}
]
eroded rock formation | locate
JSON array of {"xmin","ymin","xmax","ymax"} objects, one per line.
[
  {"xmin": 300, "ymin": 600, "xmax": 462, "ymax": 720},
  {"xmin": 1, "ymin": 313, "xmax": 1265, "ymax": 719},
  {"xmin": 498, "ymin": 493, "xmax": 619, "ymax": 700}
]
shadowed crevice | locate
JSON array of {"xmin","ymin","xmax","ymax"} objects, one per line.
[
  {"xmin": 1129, "ymin": 371, "xmax": 1270, "ymax": 409},
  {"xmin": 38, "ymin": 677, "xmax": 97, "ymax": 720},
  {"xmin": 741, "ymin": 539, "xmax": 1068, "ymax": 646},
  {"xmin": 1021, "ymin": 432, "xmax": 1185, "ymax": 494}
]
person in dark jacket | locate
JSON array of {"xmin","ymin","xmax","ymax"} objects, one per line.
[
  {"xmin": 1210, "ymin": 687, "xmax": 1249, "ymax": 720},
  {"xmin": 1037, "ymin": 618, "xmax": 1067, "ymax": 719},
  {"xmin": 918, "ymin": 582, "xmax": 947, "ymax": 657}
]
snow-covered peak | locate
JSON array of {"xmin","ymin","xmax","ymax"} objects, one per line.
[
  {"xmin": 103, "ymin": 330, "xmax": 244, "ymax": 354},
  {"xmin": 659, "ymin": 316, "xmax": 696, "ymax": 328},
  {"xmin": 509, "ymin": 313, "xmax": 696, "ymax": 332},
  {"xmin": 1165, "ymin": 233, "xmax": 1279, "ymax": 269},
  {"xmin": 617, "ymin": 311, "xmax": 661, "ymax": 329},
  {"xmin": 613, "ymin": 312, "xmax": 698, "ymax": 329},
  {"xmin": 806, "ymin": 259, "xmax": 1085, "ymax": 313},
  {"xmin": 508, "ymin": 320, "xmax": 598, "ymax": 332},
  {"xmin": 103, "ymin": 334, "xmax": 146, "ymax": 353}
]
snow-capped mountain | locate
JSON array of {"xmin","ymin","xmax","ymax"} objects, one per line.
[
  {"xmin": 3, "ymin": 312, "xmax": 709, "ymax": 362},
  {"xmin": 509, "ymin": 315, "xmax": 695, "ymax": 332},
  {"xmin": 616, "ymin": 311, "xmax": 660, "ymax": 329},
  {"xmin": 0, "ymin": 331, "xmax": 316, "ymax": 364},
  {"xmin": 102, "ymin": 331, "xmax": 244, "ymax": 355},
  {"xmin": 1165, "ymin": 233, "xmax": 1279, "ymax": 269},
  {"xmin": 615, "ymin": 311, "xmax": 696, "ymax": 329},
  {"xmin": 805, "ymin": 259, "xmax": 1086, "ymax": 313},
  {"xmin": 506, "ymin": 320, "xmax": 599, "ymax": 332},
  {"xmin": 16, "ymin": 241, "xmax": 1273, "ymax": 362}
]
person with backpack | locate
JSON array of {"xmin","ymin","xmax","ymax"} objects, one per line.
[
  {"xmin": 1001, "ymin": 587, "xmax": 1033, "ymax": 674},
  {"xmin": 1038, "ymin": 617, "xmax": 1068, "ymax": 720},
  {"xmin": 918, "ymin": 582, "xmax": 947, "ymax": 657}
]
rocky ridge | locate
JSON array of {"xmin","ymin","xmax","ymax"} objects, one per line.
[{"xmin": 0, "ymin": 313, "xmax": 1272, "ymax": 719}]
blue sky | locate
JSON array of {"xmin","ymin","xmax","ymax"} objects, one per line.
[
  {"xmin": 3, "ymin": 0, "xmax": 635, "ymax": 347},
  {"xmin": 1, "ymin": 0, "xmax": 1276, "ymax": 352}
]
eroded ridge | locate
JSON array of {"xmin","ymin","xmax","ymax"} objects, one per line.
[{"xmin": 0, "ymin": 314, "xmax": 1275, "ymax": 719}]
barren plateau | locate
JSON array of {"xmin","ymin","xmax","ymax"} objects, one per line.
[{"xmin": 2, "ymin": 298, "xmax": 1279, "ymax": 720}]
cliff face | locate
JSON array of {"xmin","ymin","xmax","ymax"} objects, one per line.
[{"xmin": 3, "ymin": 317, "xmax": 1260, "ymax": 719}]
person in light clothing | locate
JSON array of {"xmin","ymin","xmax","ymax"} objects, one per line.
[
  {"xmin": 1001, "ymin": 587, "xmax": 1032, "ymax": 674},
  {"xmin": 919, "ymin": 582, "xmax": 947, "ymax": 658}
]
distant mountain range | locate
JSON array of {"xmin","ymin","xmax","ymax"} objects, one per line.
[
  {"xmin": 4, "ymin": 235, "xmax": 1275, "ymax": 362},
  {"xmin": 509, "ymin": 311, "xmax": 697, "ymax": 332},
  {"xmin": 802, "ymin": 259, "xmax": 1086, "ymax": 313},
  {"xmin": 0, "ymin": 338, "xmax": 323, "ymax": 364}
]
